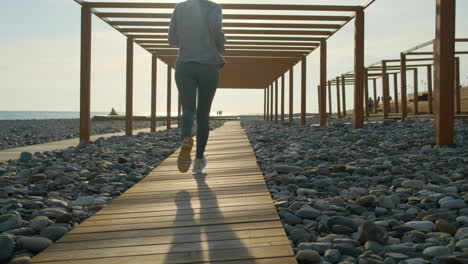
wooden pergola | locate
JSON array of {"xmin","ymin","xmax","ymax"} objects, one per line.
[
  {"xmin": 328, "ymin": 1, "xmax": 461, "ymax": 145},
  {"xmin": 75, "ymin": 0, "xmax": 375, "ymax": 144}
]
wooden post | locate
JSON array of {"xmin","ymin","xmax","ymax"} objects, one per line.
[
  {"xmin": 353, "ymin": 9, "xmax": 365, "ymax": 128},
  {"xmin": 455, "ymin": 57, "xmax": 461, "ymax": 114},
  {"xmin": 177, "ymin": 94, "xmax": 181, "ymax": 127},
  {"xmin": 167, "ymin": 65, "xmax": 172, "ymax": 129},
  {"xmin": 151, "ymin": 54, "xmax": 157, "ymax": 132},
  {"xmin": 400, "ymin": 53, "xmax": 408, "ymax": 120},
  {"xmin": 301, "ymin": 56, "xmax": 307, "ymax": 126},
  {"xmin": 266, "ymin": 86, "xmax": 270, "ymax": 121},
  {"xmin": 328, "ymin": 81, "xmax": 333, "ymax": 116},
  {"xmin": 275, "ymin": 79, "xmax": 279, "ymax": 123},
  {"xmin": 125, "ymin": 37, "xmax": 134, "ymax": 136},
  {"xmin": 79, "ymin": 7, "xmax": 92, "ymax": 144},
  {"xmin": 342, "ymin": 75, "xmax": 347, "ymax": 117},
  {"xmin": 263, "ymin": 88, "xmax": 266, "ymax": 120},
  {"xmin": 434, "ymin": 0, "xmax": 455, "ymax": 145},
  {"xmin": 364, "ymin": 70, "xmax": 370, "ymax": 118},
  {"xmin": 427, "ymin": 65, "xmax": 434, "ymax": 114},
  {"xmin": 382, "ymin": 60, "xmax": 390, "ymax": 119},
  {"xmin": 289, "ymin": 68, "xmax": 294, "ymax": 123},
  {"xmin": 373, "ymin": 79, "xmax": 378, "ymax": 114},
  {"xmin": 393, "ymin": 73, "xmax": 399, "ymax": 113},
  {"xmin": 270, "ymin": 84, "xmax": 274, "ymax": 121},
  {"xmin": 281, "ymin": 74, "xmax": 285, "ymax": 122},
  {"xmin": 413, "ymin": 69, "xmax": 419, "ymax": 115},
  {"xmin": 319, "ymin": 40, "xmax": 327, "ymax": 126},
  {"xmin": 336, "ymin": 77, "xmax": 341, "ymax": 117}
]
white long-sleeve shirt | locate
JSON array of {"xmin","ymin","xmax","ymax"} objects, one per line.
[{"xmin": 169, "ymin": 0, "xmax": 226, "ymax": 66}]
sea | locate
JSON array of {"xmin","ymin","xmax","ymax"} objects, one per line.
[{"xmin": 0, "ymin": 111, "xmax": 243, "ymax": 120}]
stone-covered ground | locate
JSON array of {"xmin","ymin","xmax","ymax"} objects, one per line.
[
  {"xmin": 242, "ymin": 117, "xmax": 468, "ymax": 264},
  {"xmin": 0, "ymin": 120, "xmax": 224, "ymax": 263},
  {"xmin": 0, "ymin": 119, "xmax": 164, "ymax": 150}
]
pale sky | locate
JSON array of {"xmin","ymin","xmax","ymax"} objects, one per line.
[{"xmin": 1, "ymin": 0, "xmax": 467, "ymax": 115}]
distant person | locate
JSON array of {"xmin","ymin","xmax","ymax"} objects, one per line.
[
  {"xmin": 368, "ymin": 97, "xmax": 374, "ymax": 110},
  {"xmin": 169, "ymin": 0, "xmax": 226, "ymax": 173}
]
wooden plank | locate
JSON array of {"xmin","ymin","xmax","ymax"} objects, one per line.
[
  {"xmin": 31, "ymin": 245, "xmax": 295, "ymax": 264},
  {"xmin": 275, "ymin": 79, "xmax": 279, "ymax": 122},
  {"xmin": 301, "ymin": 56, "xmax": 307, "ymax": 125},
  {"xmin": 112, "ymin": 21, "xmax": 341, "ymax": 29},
  {"xmin": 289, "ymin": 67, "xmax": 294, "ymax": 123},
  {"xmin": 151, "ymin": 54, "xmax": 157, "ymax": 132},
  {"xmin": 121, "ymin": 28, "xmax": 333, "ymax": 36},
  {"xmin": 126, "ymin": 37, "xmax": 134, "ymax": 135},
  {"xmin": 319, "ymin": 40, "xmax": 327, "ymax": 126},
  {"xmin": 281, "ymin": 74, "xmax": 285, "ymax": 122},
  {"xmin": 353, "ymin": 9, "xmax": 365, "ymax": 128}
]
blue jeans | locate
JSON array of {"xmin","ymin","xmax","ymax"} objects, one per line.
[{"xmin": 175, "ymin": 62, "xmax": 219, "ymax": 159}]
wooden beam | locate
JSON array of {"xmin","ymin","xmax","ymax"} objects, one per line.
[
  {"xmin": 264, "ymin": 88, "xmax": 267, "ymax": 120},
  {"xmin": 167, "ymin": 65, "xmax": 172, "ymax": 129},
  {"xmin": 126, "ymin": 37, "xmax": 134, "ymax": 136},
  {"xmin": 266, "ymin": 86, "xmax": 270, "ymax": 121},
  {"xmin": 138, "ymin": 40, "xmax": 320, "ymax": 47},
  {"xmin": 120, "ymin": 28, "xmax": 334, "ymax": 36},
  {"xmin": 364, "ymin": 69, "xmax": 370, "ymax": 118},
  {"xmin": 434, "ymin": 0, "xmax": 455, "ymax": 145},
  {"xmin": 275, "ymin": 79, "xmax": 279, "ymax": 123},
  {"xmin": 373, "ymin": 78, "xmax": 378, "ymax": 114},
  {"xmin": 382, "ymin": 61, "xmax": 390, "ymax": 118},
  {"xmin": 84, "ymin": 2, "xmax": 364, "ymax": 12},
  {"xmin": 413, "ymin": 69, "xmax": 419, "ymax": 115},
  {"xmin": 353, "ymin": 9, "xmax": 364, "ymax": 128},
  {"xmin": 111, "ymin": 21, "xmax": 342, "ymax": 29},
  {"xmin": 319, "ymin": 40, "xmax": 327, "ymax": 126},
  {"xmin": 427, "ymin": 65, "xmax": 434, "ymax": 114},
  {"xmin": 301, "ymin": 56, "xmax": 307, "ymax": 126},
  {"xmin": 455, "ymin": 57, "xmax": 461, "ymax": 114},
  {"xmin": 153, "ymin": 50, "xmax": 307, "ymax": 58},
  {"xmin": 270, "ymin": 84, "xmax": 274, "ymax": 121},
  {"xmin": 336, "ymin": 77, "xmax": 341, "ymax": 117},
  {"xmin": 151, "ymin": 54, "xmax": 157, "ymax": 132},
  {"xmin": 328, "ymin": 81, "xmax": 333, "ymax": 116},
  {"xmin": 129, "ymin": 35, "xmax": 326, "ymax": 42},
  {"xmin": 144, "ymin": 45, "xmax": 314, "ymax": 52},
  {"xmin": 342, "ymin": 75, "xmax": 347, "ymax": 117},
  {"xmin": 400, "ymin": 53, "xmax": 408, "ymax": 120},
  {"xmin": 407, "ymin": 51, "xmax": 468, "ymax": 56},
  {"xmin": 281, "ymin": 75, "xmax": 285, "ymax": 122},
  {"xmin": 96, "ymin": 12, "xmax": 352, "ymax": 21},
  {"xmin": 289, "ymin": 68, "xmax": 294, "ymax": 123},
  {"xmin": 80, "ymin": 7, "xmax": 92, "ymax": 144},
  {"xmin": 393, "ymin": 73, "xmax": 399, "ymax": 113}
]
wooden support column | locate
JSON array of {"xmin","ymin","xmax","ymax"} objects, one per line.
[
  {"xmin": 341, "ymin": 75, "xmax": 347, "ymax": 117},
  {"xmin": 151, "ymin": 54, "xmax": 157, "ymax": 132},
  {"xmin": 166, "ymin": 65, "xmax": 172, "ymax": 129},
  {"xmin": 79, "ymin": 7, "xmax": 92, "ymax": 144},
  {"xmin": 382, "ymin": 60, "xmax": 390, "ymax": 119},
  {"xmin": 353, "ymin": 9, "xmax": 365, "ymax": 128},
  {"xmin": 373, "ymin": 79, "xmax": 378, "ymax": 114},
  {"xmin": 427, "ymin": 65, "xmax": 434, "ymax": 114},
  {"xmin": 266, "ymin": 86, "xmax": 270, "ymax": 121},
  {"xmin": 264, "ymin": 88, "xmax": 267, "ymax": 120},
  {"xmin": 270, "ymin": 84, "xmax": 274, "ymax": 121},
  {"xmin": 400, "ymin": 53, "xmax": 408, "ymax": 120},
  {"xmin": 177, "ymin": 94, "xmax": 181, "ymax": 127},
  {"xmin": 413, "ymin": 69, "xmax": 419, "ymax": 115},
  {"xmin": 281, "ymin": 75, "xmax": 285, "ymax": 121},
  {"xmin": 393, "ymin": 73, "xmax": 399, "ymax": 113},
  {"xmin": 289, "ymin": 68, "xmax": 294, "ymax": 123},
  {"xmin": 301, "ymin": 56, "xmax": 307, "ymax": 126},
  {"xmin": 364, "ymin": 70, "xmax": 370, "ymax": 118},
  {"xmin": 455, "ymin": 57, "xmax": 461, "ymax": 114},
  {"xmin": 434, "ymin": 0, "xmax": 455, "ymax": 145},
  {"xmin": 328, "ymin": 81, "xmax": 333, "ymax": 116},
  {"xmin": 275, "ymin": 79, "xmax": 279, "ymax": 122},
  {"xmin": 319, "ymin": 40, "xmax": 327, "ymax": 126},
  {"xmin": 125, "ymin": 37, "xmax": 134, "ymax": 136},
  {"xmin": 336, "ymin": 77, "xmax": 341, "ymax": 117}
]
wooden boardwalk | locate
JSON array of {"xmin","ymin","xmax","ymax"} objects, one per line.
[{"xmin": 30, "ymin": 121, "xmax": 296, "ymax": 264}]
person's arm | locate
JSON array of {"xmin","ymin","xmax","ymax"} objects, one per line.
[
  {"xmin": 168, "ymin": 5, "xmax": 179, "ymax": 47},
  {"xmin": 211, "ymin": 5, "xmax": 226, "ymax": 53}
]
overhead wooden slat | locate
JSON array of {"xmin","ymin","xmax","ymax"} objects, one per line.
[
  {"xmin": 111, "ymin": 21, "xmax": 342, "ymax": 29},
  {"xmin": 84, "ymin": 2, "xmax": 363, "ymax": 12},
  {"xmin": 153, "ymin": 49, "xmax": 307, "ymax": 58},
  {"xmin": 128, "ymin": 34, "xmax": 326, "ymax": 42},
  {"xmin": 96, "ymin": 12, "xmax": 352, "ymax": 21},
  {"xmin": 137, "ymin": 40, "xmax": 320, "ymax": 47},
  {"xmin": 142, "ymin": 45, "xmax": 314, "ymax": 51},
  {"xmin": 119, "ymin": 28, "xmax": 334, "ymax": 36}
]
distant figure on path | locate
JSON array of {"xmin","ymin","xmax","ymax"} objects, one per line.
[
  {"xmin": 169, "ymin": 0, "xmax": 226, "ymax": 173},
  {"xmin": 368, "ymin": 97, "xmax": 374, "ymax": 110}
]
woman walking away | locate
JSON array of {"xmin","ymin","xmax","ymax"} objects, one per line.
[{"xmin": 169, "ymin": 0, "xmax": 226, "ymax": 173}]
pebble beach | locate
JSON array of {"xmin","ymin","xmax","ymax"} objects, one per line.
[{"xmin": 242, "ymin": 117, "xmax": 468, "ymax": 264}]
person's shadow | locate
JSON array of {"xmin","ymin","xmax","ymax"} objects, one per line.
[{"xmin": 164, "ymin": 173, "xmax": 251, "ymax": 263}]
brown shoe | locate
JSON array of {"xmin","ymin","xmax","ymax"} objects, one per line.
[{"xmin": 177, "ymin": 137, "xmax": 193, "ymax": 173}]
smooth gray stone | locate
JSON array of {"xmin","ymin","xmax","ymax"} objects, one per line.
[
  {"xmin": 37, "ymin": 208, "xmax": 69, "ymax": 219},
  {"xmin": 296, "ymin": 249, "xmax": 322, "ymax": 264},
  {"xmin": 17, "ymin": 236, "xmax": 53, "ymax": 253},
  {"xmin": 403, "ymin": 221, "xmax": 434, "ymax": 232},
  {"xmin": 401, "ymin": 259, "xmax": 429, "ymax": 264},
  {"xmin": 0, "ymin": 234, "xmax": 15, "ymax": 261},
  {"xmin": 422, "ymin": 246, "xmax": 451, "ymax": 258},
  {"xmin": 358, "ymin": 222, "xmax": 388, "ymax": 244},
  {"xmin": 0, "ymin": 212, "xmax": 23, "ymax": 232},
  {"xmin": 28, "ymin": 216, "xmax": 53, "ymax": 232},
  {"xmin": 298, "ymin": 242, "xmax": 333, "ymax": 255},
  {"xmin": 39, "ymin": 226, "xmax": 68, "ymax": 242},
  {"xmin": 273, "ymin": 164, "xmax": 304, "ymax": 174},
  {"xmin": 455, "ymin": 239, "xmax": 468, "ymax": 249},
  {"xmin": 327, "ymin": 216, "xmax": 358, "ymax": 231},
  {"xmin": 440, "ymin": 199, "xmax": 465, "ymax": 209},
  {"xmin": 296, "ymin": 206, "xmax": 321, "ymax": 220},
  {"xmin": 324, "ymin": 249, "xmax": 341, "ymax": 264}
]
